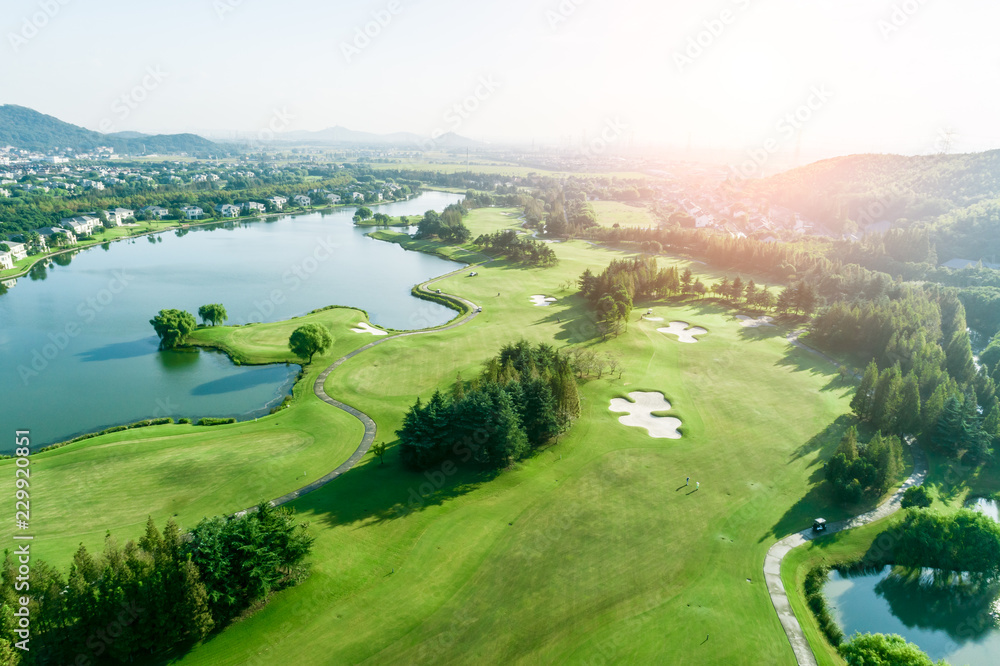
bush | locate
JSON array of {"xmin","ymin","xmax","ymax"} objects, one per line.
[
  {"xmin": 196, "ymin": 417, "xmax": 237, "ymax": 426},
  {"xmin": 901, "ymin": 486, "xmax": 932, "ymax": 509},
  {"xmin": 803, "ymin": 565, "xmax": 844, "ymax": 647},
  {"xmin": 838, "ymin": 633, "xmax": 941, "ymax": 665},
  {"xmin": 178, "ymin": 417, "xmax": 192, "ymax": 424}
]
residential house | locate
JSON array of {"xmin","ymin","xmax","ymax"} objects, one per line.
[
  {"xmin": 0, "ymin": 251, "xmax": 12, "ymax": 270},
  {"xmin": 181, "ymin": 206, "xmax": 204, "ymax": 220},
  {"xmin": 326, "ymin": 193, "xmax": 341, "ymax": 203},
  {"xmin": 293, "ymin": 194, "xmax": 311, "ymax": 207},
  {"xmin": 140, "ymin": 205, "xmax": 169, "ymax": 220},
  {"xmin": 215, "ymin": 204, "xmax": 241, "ymax": 218},
  {"xmin": 81, "ymin": 179, "xmax": 105, "ymax": 190},
  {"xmin": 267, "ymin": 196, "xmax": 287, "ymax": 210},
  {"xmin": 104, "ymin": 208, "xmax": 135, "ymax": 226},
  {"xmin": 60, "ymin": 215, "xmax": 101, "ymax": 236},
  {"xmin": 5, "ymin": 241, "xmax": 27, "ymax": 261},
  {"xmin": 37, "ymin": 227, "xmax": 76, "ymax": 246},
  {"xmin": 0, "ymin": 188, "xmax": 9, "ymax": 197},
  {"xmin": 241, "ymin": 201, "xmax": 266, "ymax": 214},
  {"xmin": 351, "ymin": 192, "xmax": 364, "ymax": 201}
]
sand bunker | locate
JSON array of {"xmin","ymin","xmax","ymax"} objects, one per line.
[
  {"xmin": 529, "ymin": 295, "xmax": 557, "ymax": 306},
  {"xmin": 736, "ymin": 315, "xmax": 775, "ymax": 328},
  {"xmin": 609, "ymin": 391, "xmax": 682, "ymax": 439},
  {"xmin": 656, "ymin": 321, "xmax": 708, "ymax": 343},
  {"xmin": 642, "ymin": 315, "xmax": 664, "ymax": 322},
  {"xmin": 350, "ymin": 322, "xmax": 388, "ymax": 336}
]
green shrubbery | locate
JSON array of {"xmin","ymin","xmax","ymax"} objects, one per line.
[
  {"xmin": 901, "ymin": 485, "xmax": 933, "ymax": 509},
  {"xmin": 196, "ymin": 417, "xmax": 237, "ymax": 426},
  {"xmin": 803, "ymin": 565, "xmax": 844, "ymax": 646}
]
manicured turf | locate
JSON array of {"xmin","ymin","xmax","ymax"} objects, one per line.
[
  {"xmin": 5, "ymin": 206, "xmax": 861, "ymax": 663},
  {"xmin": 591, "ymin": 200, "xmax": 658, "ymax": 228},
  {"xmin": 0, "ymin": 306, "xmax": 377, "ymax": 567}
]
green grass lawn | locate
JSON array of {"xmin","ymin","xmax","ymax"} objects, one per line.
[
  {"xmin": 4, "ymin": 206, "xmax": 862, "ymax": 664},
  {"xmin": 0, "ymin": 306, "xmax": 385, "ymax": 567},
  {"xmin": 591, "ymin": 200, "xmax": 658, "ymax": 228}
]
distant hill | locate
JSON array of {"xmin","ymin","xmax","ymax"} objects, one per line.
[
  {"xmin": 278, "ymin": 125, "xmax": 482, "ymax": 148},
  {"xmin": 0, "ymin": 105, "xmax": 218, "ymax": 155},
  {"xmin": 746, "ymin": 150, "xmax": 1000, "ymax": 262},
  {"xmin": 746, "ymin": 151, "xmax": 1000, "ymax": 230}
]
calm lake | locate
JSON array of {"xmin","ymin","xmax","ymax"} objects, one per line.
[
  {"xmin": 826, "ymin": 565, "xmax": 1000, "ymax": 665},
  {"xmin": 0, "ymin": 191, "xmax": 463, "ymax": 450}
]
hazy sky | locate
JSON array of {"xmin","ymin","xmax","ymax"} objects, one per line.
[{"xmin": 3, "ymin": 0, "xmax": 998, "ymax": 158}]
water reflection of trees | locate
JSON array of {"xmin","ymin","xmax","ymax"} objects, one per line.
[
  {"xmin": 28, "ymin": 261, "xmax": 48, "ymax": 280},
  {"xmin": 52, "ymin": 250, "xmax": 77, "ymax": 267},
  {"xmin": 875, "ymin": 567, "xmax": 1000, "ymax": 641}
]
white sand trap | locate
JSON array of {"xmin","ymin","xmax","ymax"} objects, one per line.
[
  {"xmin": 642, "ymin": 315, "xmax": 664, "ymax": 322},
  {"xmin": 350, "ymin": 322, "xmax": 388, "ymax": 336},
  {"xmin": 736, "ymin": 315, "xmax": 776, "ymax": 328},
  {"xmin": 656, "ymin": 321, "xmax": 708, "ymax": 344},
  {"xmin": 609, "ymin": 391, "xmax": 682, "ymax": 439},
  {"xmin": 529, "ymin": 295, "xmax": 557, "ymax": 306}
]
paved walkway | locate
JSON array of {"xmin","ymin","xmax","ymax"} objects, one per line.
[
  {"xmin": 237, "ymin": 262, "xmax": 485, "ymax": 513},
  {"xmin": 763, "ymin": 440, "xmax": 927, "ymax": 665}
]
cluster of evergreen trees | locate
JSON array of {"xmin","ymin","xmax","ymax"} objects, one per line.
[
  {"xmin": 413, "ymin": 204, "xmax": 471, "ymax": 243},
  {"xmin": 0, "ymin": 503, "xmax": 313, "ymax": 664},
  {"xmin": 396, "ymin": 341, "xmax": 580, "ymax": 470},
  {"xmin": 824, "ymin": 426, "xmax": 904, "ymax": 503},
  {"xmin": 472, "ymin": 229, "xmax": 557, "ymax": 266},
  {"xmin": 834, "ymin": 288, "xmax": 999, "ymax": 465}
]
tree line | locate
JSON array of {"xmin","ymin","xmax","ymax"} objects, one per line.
[
  {"xmin": 0, "ymin": 502, "xmax": 313, "ymax": 664},
  {"xmin": 396, "ymin": 341, "xmax": 580, "ymax": 470}
]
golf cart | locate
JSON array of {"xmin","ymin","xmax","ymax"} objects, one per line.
[{"xmin": 812, "ymin": 518, "xmax": 827, "ymax": 533}]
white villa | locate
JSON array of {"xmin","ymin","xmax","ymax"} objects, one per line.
[
  {"xmin": 181, "ymin": 206, "xmax": 204, "ymax": 220},
  {"xmin": 242, "ymin": 201, "xmax": 266, "ymax": 214},
  {"xmin": 293, "ymin": 194, "xmax": 311, "ymax": 207},
  {"xmin": 267, "ymin": 196, "xmax": 287, "ymax": 210},
  {"xmin": 140, "ymin": 205, "xmax": 169, "ymax": 219},
  {"xmin": 216, "ymin": 204, "xmax": 241, "ymax": 218},
  {"xmin": 104, "ymin": 208, "xmax": 135, "ymax": 225},
  {"xmin": 60, "ymin": 215, "xmax": 101, "ymax": 236}
]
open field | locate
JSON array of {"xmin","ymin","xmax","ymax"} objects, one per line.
[
  {"xmin": 4, "ymin": 206, "xmax": 864, "ymax": 663},
  {"xmin": 591, "ymin": 200, "xmax": 658, "ymax": 228}
]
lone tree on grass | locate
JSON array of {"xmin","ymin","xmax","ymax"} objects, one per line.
[
  {"xmin": 371, "ymin": 441, "xmax": 387, "ymax": 465},
  {"xmin": 150, "ymin": 309, "xmax": 197, "ymax": 349},
  {"xmin": 288, "ymin": 324, "xmax": 332, "ymax": 363},
  {"xmin": 198, "ymin": 303, "xmax": 228, "ymax": 326}
]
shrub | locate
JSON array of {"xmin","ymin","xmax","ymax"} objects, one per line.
[
  {"xmin": 901, "ymin": 486, "xmax": 932, "ymax": 509},
  {"xmin": 803, "ymin": 565, "xmax": 844, "ymax": 646},
  {"xmin": 196, "ymin": 417, "xmax": 237, "ymax": 426}
]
